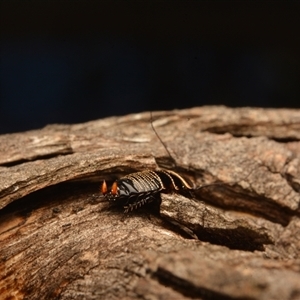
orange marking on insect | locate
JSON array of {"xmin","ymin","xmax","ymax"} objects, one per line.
[
  {"xmin": 111, "ymin": 182, "xmax": 118, "ymax": 195},
  {"xmin": 101, "ymin": 180, "xmax": 108, "ymax": 195}
]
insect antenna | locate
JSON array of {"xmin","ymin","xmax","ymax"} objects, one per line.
[
  {"xmin": 150, "ymin": 112, "xmax": 177, "ymax": 169},
  {"xmin": 195, "ymin": 182, "xmax": 223, "ymax": 191}
]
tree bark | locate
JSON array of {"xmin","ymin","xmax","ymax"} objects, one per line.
[{"xmin": 0, "ymin": 106, "xmax": 300, "ymax": 300}]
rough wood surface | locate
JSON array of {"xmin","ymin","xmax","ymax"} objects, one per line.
[{"xmin": 0, "ymin": 106, "xmax": 300, "ymax": 300}]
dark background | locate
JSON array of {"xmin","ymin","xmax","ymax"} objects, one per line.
[{"xmin": 1, "ymin": 1, "xmax": 299, "ymax": 134}]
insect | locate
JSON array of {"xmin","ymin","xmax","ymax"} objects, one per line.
[
  {"xmin": 101, "ymin": 112, "xmax": 217, "ymax": 212},
  {"xmin": 101, "ymin": 169, "xmax": 194, "ymax": 213}
]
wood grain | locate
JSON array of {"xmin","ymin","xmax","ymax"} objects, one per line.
[{"xmin": 0, "ymin": 106, "xmax": 299, "ymax": 300}]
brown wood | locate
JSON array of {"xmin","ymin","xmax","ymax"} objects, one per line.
[{"xmin": 0, "ymin": 106, "xmax": 300, "ymax": 300}]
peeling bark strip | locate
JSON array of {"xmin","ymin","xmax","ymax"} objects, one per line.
[{"xmin": 0, "ymin": 106, "xmax": 300, "ymax": 300}]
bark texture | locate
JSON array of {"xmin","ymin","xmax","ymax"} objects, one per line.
[{"xmin": 0, "ymin": 106, "xmax": 300, "ymax": 300}]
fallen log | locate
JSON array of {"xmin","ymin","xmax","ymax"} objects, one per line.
[{"xmin": 0, "ymin": 106, "xmax": 299, "ymax": 299}]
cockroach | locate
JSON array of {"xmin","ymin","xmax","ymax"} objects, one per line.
[
  {"xmin": 101, "ymin": 169, "xmax": 195, "ymax": 213},
  {"xmin": 101, "ymin": 112, "xmax": 217, "ymax": 212}
]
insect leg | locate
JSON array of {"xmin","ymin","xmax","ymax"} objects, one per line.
[{"xmin": 123, "ymin": 194, "xmax": 157, "ymax": 213}]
